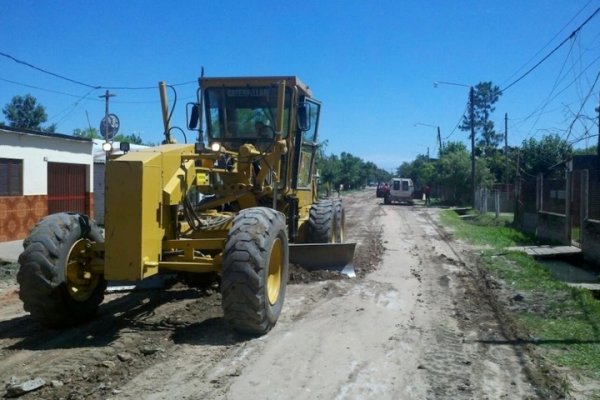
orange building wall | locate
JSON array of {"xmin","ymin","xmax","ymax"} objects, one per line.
[
  {"xmin": 0, "ymin": 195, "xmax": 47, "ymax": 241},
  {"xmin": 0, "ymin": 193, "xmax": 94, "ymax": 241}
]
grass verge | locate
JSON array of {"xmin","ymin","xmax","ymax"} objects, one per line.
[{"xmin": 440, "ymin": 209, "xmax": 600, "ymax": 394}]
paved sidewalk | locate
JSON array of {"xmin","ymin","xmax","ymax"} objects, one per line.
[
  {"xmin": 0, "ymin": 240, "xmax": 24, "ymax": 263},
  {"xmin": 506, "ymin": 245, "xmax": 581, "ymax": 257}
]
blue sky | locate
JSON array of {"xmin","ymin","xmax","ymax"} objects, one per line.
[{"xmin": 1, "ymin": 0, "xmax": 599, "ymax": 170}]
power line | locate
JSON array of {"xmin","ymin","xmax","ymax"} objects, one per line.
[
  {"xmin": 0, "ymin": 75, "xmax": 194, "ymax": 104},
  {"xmin": 526, "ymin": 37, "xmax": 577, "ymax": 131},
  {"xmin": 500, "ymin": 0, "xmax": 594, "ymax": 87},
  {"xmin": 508, "ymin": 52, "xmax": 600, "ymax": 136},
  {"xmin": 0, "ymin": 51, "xmax": 100, "ymax": 89},
  {"xmin": 565, "ymin": 70, "xmax": 600, "ymax": 141},
  {"xmin": 0, "ymin": 50, "xmax": 196, "ymax": 90},
  {"xmin": 0, "ymin": 77, "xmax": 92, "ymax": 98},
  {"xmin": 444, "ymin": 105, "xmax": 468, "ymax": 140},
  {"xmin": 50, "ymin": 88, "xmax": 98, "ymax": 125},
  {"xmin": 501, "ymin": 6, "xmax": 600, "ymax": 93}
]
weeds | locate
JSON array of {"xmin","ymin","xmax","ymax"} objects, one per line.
[{"xmin": 441, "ymin": 209, "xmax": 600, "ymax": 385}]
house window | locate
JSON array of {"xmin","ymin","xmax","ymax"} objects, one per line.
[{"xmin": 0, "ymin": 158, "xmax": 23, "ymax": 196}]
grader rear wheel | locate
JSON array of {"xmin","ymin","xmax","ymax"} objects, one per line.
[
  {"xmin": 17, "ymin": 213, "xmax": 106, "ymax": 327},
  {"xmin": 307, "ymin": 200, "xmax": 336, "ymax": 243},
  {"xmin": 221, "ymin": 207, "xmax": 289, "ymax": 335}
]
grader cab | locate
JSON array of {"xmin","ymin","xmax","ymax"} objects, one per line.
[{"xmin": 17, "ymin": 76, "xmax": 355, "ymax": 335}]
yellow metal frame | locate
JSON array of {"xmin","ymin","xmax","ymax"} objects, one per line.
[{"xmin": 98, "ymin": 76, "xmax": 319, "ymax": 282}]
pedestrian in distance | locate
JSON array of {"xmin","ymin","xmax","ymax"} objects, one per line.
[{"xmin": 424, "ymin": 185, "xmax": 431, "ymax": 206}]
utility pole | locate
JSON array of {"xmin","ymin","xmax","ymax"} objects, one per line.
[
  {"xmin": 596, "ymin": 98, "xmax": 599, "ymax": 157},
  {"xmin": 98, "ymin": 90, "xmax": 119, "ymax": 145},
  {"xmin": 469, "ymin": 86, "xmax": 476, "ymax": 208},
  {"xmin": 597, "ymin": 95, "xmax": 599, "ymax": 175},
  {"xmin": 99, "ymin": 90, "xmax": 115, "ymax": 116},
  {"xmin": 505, "ymin": 112, "xmax": 509, "ymax": 191},
  {"xmin": 437, "ymin": 126, "xmax": 442, "ymax": 155}
]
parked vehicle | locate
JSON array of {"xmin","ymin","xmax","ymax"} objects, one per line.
[{"xmin": 384, "ymin": 178, "xmax": 414, "ymax": 205}]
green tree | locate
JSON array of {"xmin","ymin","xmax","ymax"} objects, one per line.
[
  {"xmin": 460, "ymin": 82, "xmax": 503, "ymax": 157},
  {"xmin": 44, "ymin": 123, "xmax": 57, "ymax": 133},
  {"xmin": 437, "ymin": 147, "xmax": 471, "ymax": 204},
  {"xmin": 572, "ymin": 145, "xmax": 597, "ymax": 155},
  {"xmin": 338, "ymin": 152, "xmax": 363, "ymax": 190},
  {"xmin": 440, "ymin": 141, "xmax": 467, "ymax": 155},
  {"xmin": 317, "ymin": 153, "xmax": 341, "ymax": 195},
  {"xmin": 2, "ymin": 94, "xmax": 50, "ymax": 131},
  {"xmin": 114, "ymin": 133, "xmax": 144, "ymax": 145},
  {"xmin": 74, "ymin": 127, "xmax": 102, "ymax": 139},
  {"xmin": 435, "ymin": 141, "xmax": 493, "ymax": 204},
  {"xmin": 520, "ymin": 134, "xmax": 572, "ymax": 175},
  {"xmin": 396, "ymin": 154, "xmax": 429, "ymax": 187}
]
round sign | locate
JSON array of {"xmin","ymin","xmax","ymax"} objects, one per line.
[{"xmin": 100, "ymin": 113, "xmax": 120, "ymax": 139}]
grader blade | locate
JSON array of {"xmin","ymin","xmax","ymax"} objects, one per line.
[{"xmin": 289, "ymin": 243, "xmax": 357, "ymax": 278}]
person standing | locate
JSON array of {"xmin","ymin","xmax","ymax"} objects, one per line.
[{"xmin": 423, "ymin": 185, "xmax": 431, "ymax": 206}]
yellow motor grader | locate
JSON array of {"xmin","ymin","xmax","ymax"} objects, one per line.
[{"xmin": 17, "ymin": 76, "xmax": 355, "ymax": 335}]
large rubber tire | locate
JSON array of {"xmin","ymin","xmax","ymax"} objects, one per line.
[
  {"xmin": 333, "ymin": 198, "xmax": 345, "ymax": 243},
  {"xmin": 307, "ymin": 200, "xmax": 336, "ymax": 243},
  {"xmin": 221, "ymin": 207, "xmax": 289, "ymax": 335},
  {"xmin": 17, "ymin": 213, "xmax": 106, "ymax": 328}
]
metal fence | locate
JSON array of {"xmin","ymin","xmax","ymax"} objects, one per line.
[
  {"xmin": 589, "ymin": 167, "xmax": 600, "ymax": 220},
  {"xmin": 540, "ymin": 169, "xmax": 566, "ymax": 215},
  {"xmin": 475, "ymin": 184, "xmax": 515, "ymax": 215}
]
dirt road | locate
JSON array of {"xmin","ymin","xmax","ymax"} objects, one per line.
[{"xmin": 0, "ymin": 189, "xmax": 552, "ymax": 399}]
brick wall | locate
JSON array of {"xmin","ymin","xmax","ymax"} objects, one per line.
[
  {"xmin": 0, "ymin": 193, "xmax": 94, "ymax": 241},
  {"xmin": 0, "ymin": 195, "xmax": 47, "ymax": 241}
]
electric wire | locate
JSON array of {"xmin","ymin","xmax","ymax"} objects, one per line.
[
  {"xmin": 48, "ymin": 88, "xmax": 98, "ymax": 124},
  {"xmin": 0, "ymin": 50, "xmax": 196, "ymax": 90},
  {"xmin": 0, "ymin": 76, "xmax": 195, "ymax": 104},
  {"xmin": 0, "ymin": 51, "xmax": 100, "ymax": 89},
  {"xmin": 444, "ymin": 105, "xmax": 468, "ymax": 140},
  {"xmin": 566, "ymin": 74, "xmax": 599, "ymax": 142},
  {"xmin": 527, "ymin": 38, "xmax": 577, "ymax": 132},
  {"xmin": 508, "ymin": 51, "xmax": 600, "ymax": 137},
  {"xmin": 0, "ymin": 77, "xmax": 92, "ymax": 98},
  {"xmin": 501, "ymin": 6, "xmax": 600, "ymax": 93},
  {"xmin": 500, "ymin": 0, "xmax": 594, "ymax": 87}
]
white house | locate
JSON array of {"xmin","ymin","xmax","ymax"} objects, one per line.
[{"xmin": 0, "ymin": 126, "xmax": 94, "ymax": 241}]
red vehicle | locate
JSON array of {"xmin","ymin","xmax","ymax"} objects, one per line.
[{"xmin": 376, "ymin": 183, "xmax": 389, "ymax": 198}]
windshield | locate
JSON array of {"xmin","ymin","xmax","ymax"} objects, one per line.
[{"xmin": 204, "ymin": 86, "xmax": 291, "ymax": 143}]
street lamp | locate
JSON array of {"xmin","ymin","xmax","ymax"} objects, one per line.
[
  {"xmin": 414, "ymin": 123, "xmax": 442, "ymax": 156},
  {"xmin": 434, "ymin": 81, "xmax": 476, "ymax": 208}
]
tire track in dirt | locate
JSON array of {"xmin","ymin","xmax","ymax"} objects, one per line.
[
  {"xmin": 415, "ymin": 208, "xmax": 548, "ymax": 399},
  {"xmin": 0, "ymin": 191, "xmax": 556, "ymax": 399}
]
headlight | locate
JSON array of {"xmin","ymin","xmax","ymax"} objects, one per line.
[
  {"xmin": 102, "ymin": 142, "xmax": 112, "ymax": 152},
  {"xmin": 211, "ymin": 142, "xmax": 221, "ymax": 152}
]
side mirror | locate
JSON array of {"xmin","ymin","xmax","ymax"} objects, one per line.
[
  {"xmin": 187, "ymin": 103, "xmax": 200, "ymax": 130},
  {"xmin": 297, "ymin": 103, "xmax": 310, "ymax": 131}
]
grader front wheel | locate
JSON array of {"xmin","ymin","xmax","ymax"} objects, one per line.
[
  {"xmin": 221, "ymin": 207, "xmax": 289, "ymax": 335},
  {"xmin": 17, "ymin": 213, "xmax": 106, "ymax": 328}
]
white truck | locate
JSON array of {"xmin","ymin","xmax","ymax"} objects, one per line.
[{"xmin": 384, "ymin": 178, "xmax": 414, "ymax": 205}]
